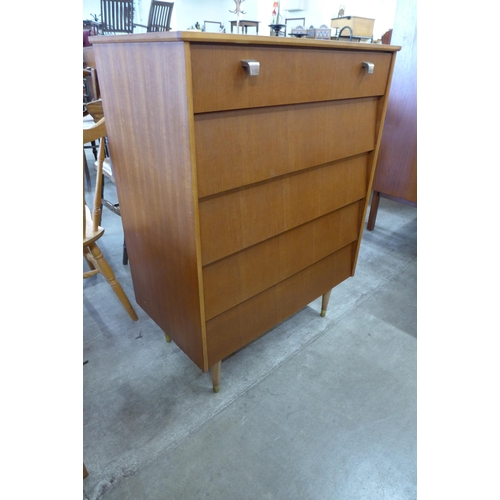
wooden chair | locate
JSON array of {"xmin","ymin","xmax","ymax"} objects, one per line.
[
  {"xmin": 86, "ymin": 99, "xmax": 104, "ymax": 122},
  {"xmin": 134, "ymin": 1, "xmax": 173, "ymax": 32},
  {"xmin": 83, "ymin": 46, "xmax": 100, "ymax": 190},
  {"xmin": 100, "ymin": 0, "xmax": 134, "ymax": 34},
  {"xmin": 83, "ymin": 70, "xmax": 94, "ymax": 192},
  {"xmin": 85, "ymin": 100, "xmax": 129, "ymax": 265},
  {"xmin": 83, "ymin": 117, "xmax": 138, "ymax": 320},
  {"xmin": 284, "ymin": 17, "xmax": 305, "ymax": 36},
  {"xmin": 83, "ymin": 47, "xmax": 99, "ymax": 103}
]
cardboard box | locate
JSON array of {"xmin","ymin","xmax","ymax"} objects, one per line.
[{"xmin": 330, "ymin": 16, "xmax": 374, "ymax": 38}]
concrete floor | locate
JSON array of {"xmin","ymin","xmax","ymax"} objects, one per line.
[{"xmin": 83, "ymin": 161, "xmax": 417, "ymax": 500}]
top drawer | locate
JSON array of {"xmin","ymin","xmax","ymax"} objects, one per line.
[{"xmin": 190, "ymin": 43, "xmax": 392, "ymax": 113}]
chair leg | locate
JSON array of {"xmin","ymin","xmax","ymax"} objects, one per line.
[
  {"xmin": 83, "ymin": 151, "xmax": 92, "ymax": 192},
  {"xmin": 99, "ymin": 174, "xmax": 105, "ymax": 226},
  {"xmin": 83, "ymin": 250, "xmax": 96, "ymax": 271},
  {"xmin": 88, "ymin": 242, "xmax": 138, "ymax": 321},
  {"xmin": 122, "ymin": 238, "xmax": 128, "ymax": 265}
]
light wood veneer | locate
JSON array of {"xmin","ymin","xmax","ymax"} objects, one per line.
[{"xmin": 91, "ymin": 32, "xmax": 399, "ymax": 389}]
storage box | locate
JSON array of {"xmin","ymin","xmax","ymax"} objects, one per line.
[
  {"xmin": 290, "ymin": 26, "xmax": 307, "ymax": 36},
  {"xmin": 314, "ymin": 26, "xmax": 331, "ymax": 40},
  {"xmin": 330, "ymin": 16, "xmax": 374, "ymax": 38},
  {"xmin": 305, "ymin": 26, "xmax": 331, "ymax": 40}
]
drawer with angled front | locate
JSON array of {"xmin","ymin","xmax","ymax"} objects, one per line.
[
  {"xmin": 195, "ymin": 97, "xmax": 378, "ymax": 198},
  {"xmin": 205, "ymin": 243, "xmax": 354, "ymax": 365},
  {"xmin": 202, "ymin": 201, "xmax": 362, "ymax": 320},
  {"xmin": 190, "ymin": 43, "xmax": 392, "ymax": 113},
  {"xmin": 199, "ymin": 153, "xmax": 369, "ymax": 265}
]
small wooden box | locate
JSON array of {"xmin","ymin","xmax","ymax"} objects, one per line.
[{"xmin": 330, "ymin": 16, "xmax": 374, "ymax": 38}]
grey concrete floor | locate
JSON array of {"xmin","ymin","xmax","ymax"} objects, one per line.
[{"xmin": 83, "ymin": 158, "xmax": 417, "ymax": 500}]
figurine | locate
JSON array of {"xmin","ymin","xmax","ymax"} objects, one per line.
[{"xmin": 338, "ymin": 5, "xmax": 345, "ymax": 17}]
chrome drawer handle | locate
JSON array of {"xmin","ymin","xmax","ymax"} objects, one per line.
[
  {"xmin": 241, "ymin": 60, "xmax": 260, "ymax": 76},
  {"xmin": 362, "ymin": 61, "xmax": 374, "ymax": 74}
]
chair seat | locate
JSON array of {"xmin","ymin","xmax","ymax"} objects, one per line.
[{"xmin": 84, "ymin": 206, "xmax": 104, "ymax": 246}]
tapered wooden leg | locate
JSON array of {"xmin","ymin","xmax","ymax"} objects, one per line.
[
  {"xmin": 367, "ymin": 190, "xmax": 381, "ymax": 231},
  {"xmin": 164, "ymin": 334, "xmax": 171, "ymax": 343},
  {"xmin": 83, "ymin": 463, "xmax": 89, "ymax": 479},
  {"xmin": 122, "ymin": 238, "xmax": 128, "ymax": 265},
  {"xmin": 211, "ymin": 361, "xmax": 221, "ymax": 393},
  {"xmin": 321, "ymin": 290, "xmax": 332, "ymax": 317},
  {"xmin": 88, "ymin": 243, "xmax": 138, "ymax": 321}
]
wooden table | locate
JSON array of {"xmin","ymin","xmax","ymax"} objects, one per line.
[
  {"xmin": 230, "ymin": 20, "xmax": 259, "ymax": 34},
  {"xmin": 91, "ymin": 32, "xmax": 399, "ymax": 391}
]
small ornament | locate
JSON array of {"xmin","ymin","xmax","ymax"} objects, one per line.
[
  {"xmin": 229, "ymin": 0, "xmax": 247, "ymax": 33},
  {"xmin": 271, "ymin": 1, "xmax": 280, "ymax": 24}
]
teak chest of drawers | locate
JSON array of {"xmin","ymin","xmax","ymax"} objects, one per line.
[{"xmin": 92, "ymin": 32, "xmax": 399, "ymax": 391}]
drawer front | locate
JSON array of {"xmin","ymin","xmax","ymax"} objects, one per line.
[
  {"xmin": 195, "ymin": 98, "xmax": 378, "ymax": 198},
  {"xmin": 203, "ymin": 201, "xmax": 361, "ymax": 320},
  {"xmin": 206, "ymin": 243, "xmax": 354, "ymax": 365},
  {"xmin": 199, "ymin": 154, "xmax": 369, "ymax": 265},
  {"xmin": 190, "ymin": 44, "xmax": 392, "ymax": 113}
]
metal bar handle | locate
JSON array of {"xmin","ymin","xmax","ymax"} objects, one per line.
[
  {"xmin": 362, "ymin": 61, "xmax": 375, "ymax": 74},
  {"xmin": 241, "ymin": 60, "xmax": 260, "ymax": 76}
]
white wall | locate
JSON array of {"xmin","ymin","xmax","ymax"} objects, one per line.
[
  {"xmin": 83, "ymin": 0, "xmax": 397, "ymax": 39},
  {"xmin": 279, "ymin": 0, "xmax": 398, "ymax": 39},
  {"xmin": 83, "ymin": 0, "xmax": 256, "ymax": 32}
]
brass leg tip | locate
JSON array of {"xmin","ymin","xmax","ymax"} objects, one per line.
[
  {"xmin": 213, "ymin": 385, "xmax": 220, "ymax": 393},
  {"xmin": 165, "ymin": 335, "xmax": 172, "ymax": 343},
  {"xmin": 321, "ymin": 310, "xmax": 326, "ymax": 317}
]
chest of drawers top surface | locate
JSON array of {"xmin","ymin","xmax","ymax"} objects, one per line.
[{"xmin": 91, "ymin": 30, "xmax": 400, "ymax": 50}]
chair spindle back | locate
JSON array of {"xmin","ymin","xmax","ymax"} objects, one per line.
[{"xmin": 100, "ymin": 0, "xmax": 134, "ymax": 34}]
